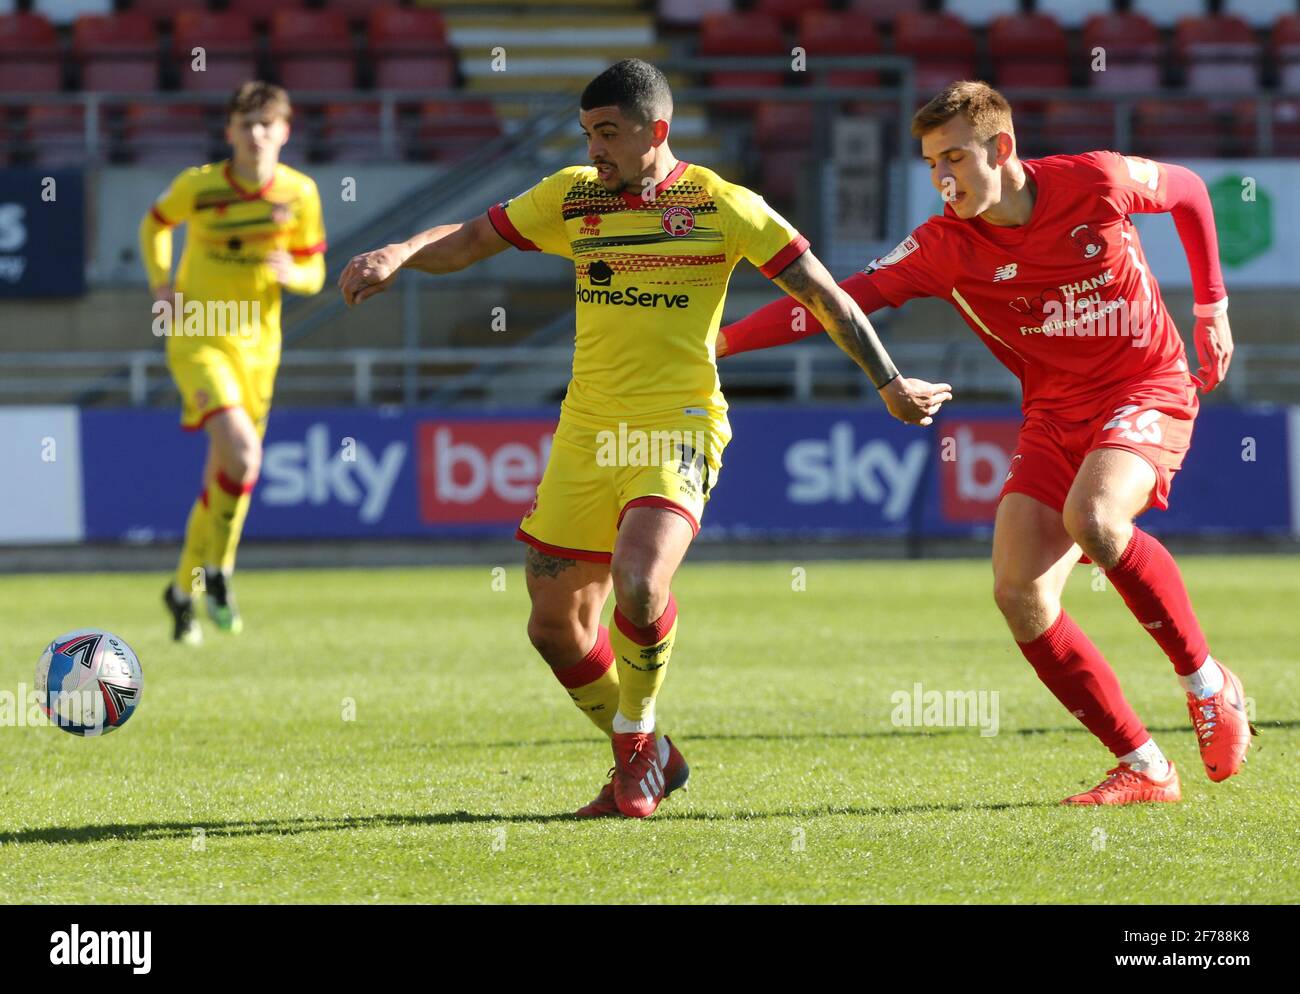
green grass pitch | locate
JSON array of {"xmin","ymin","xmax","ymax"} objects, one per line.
[{"xmin": 0, "ymin": 555, "xmax": 1295, "ymax": 904}]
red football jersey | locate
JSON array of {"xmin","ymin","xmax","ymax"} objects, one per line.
[{"xmin": 865, "ymin": 151, "xmax": 1196, "ymax": 420}]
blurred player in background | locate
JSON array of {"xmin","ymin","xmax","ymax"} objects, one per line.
[
  {"xmin": 140, "ymin": 81, "xmax": 326, "ymax": 644},
  {"xmin": 339, "ymin": 59, "xmax": 950, "ymax": 818},
  {"xmin": 720, "ymin": 81, "xmax": 1254, "ymax": 805}
]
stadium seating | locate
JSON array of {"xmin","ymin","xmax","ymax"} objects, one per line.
[
  {"xmin": 0, "ymin": 13, "xmax": 62, "ymax": 93},
  {"xmin": 698, "ymin": 11, "xmax": 785, "ymax": 97},
  {"xmin": 25, "ymin": 104, "xmax": 93, "ymax": 166},
  {"xmin": 130, "ymin": 0, "xmax": 206, "ymax": 18},
  {"xmin": 1136, "ymin": 0, "xmax": 1213, "ymax": 29},
  {"xmin": 1035, "ymin": 0, "xmax": 1111, "ymax": 30},
  {"xmin": 228, "ymin": 0, "xmax": 305, "ymax": 23},
  {"xmin": 797, "ymin": 10, "xmax": 881, "ymax": 88},
  {"xmin": 657, "ymin": 0, "xmax": 733, "ymax": 28},
  {"xmin": 406, "ymin": 100, "xmax": 501, "ymax": 163},
  {"xmin": 892, "ymin": 11, "xmax": 977, "ymax": 95},
  {"xmin": 269, "ymin": 9, "xmax": 355, "ymax": 92},
  {"xmin": 845, "ymin": 0, "xmax": 923, "ymax": 24},
  {"xmin": 1133, "ymin": 98, "xmax": 1220, "ymax": 158},
  {"xmin": 1082, "ymin": 12, "xmax": 1164, "ymax": 91},
  {"xmin": 73, "ymin": 12, "xmax": 158, "ymax": 92},
  {"xmin": 1274, "ymin": 15, "xmax": 1300, "ymax": 92},
  {"xmin": 945, "ymin": 0, "xmax": 1019, "ymax": 27},
  {"xmin": 1226, "ymin": 0, "xmax": 1297, "ymax": 30},
  {"xmin": 756, "ymin": 0, "xmax": 827, "ymax": 31},
  {"xmin": 172, "ymin": 10, "xmax": 258, "ymax": 94},
  {"xmin": 1175, "ymin": 14, "xmax": 1260, "ymax": 94},
  {"xmin": 123, "ymin": 103, "xmax": 212, "ymax": 164},
  {"xmin": 319, "ymin": 101, "xmax": 387, "ymax": 163},
  {"xmin": 369, "ymin": 7, "xmax": 456, "ymax": 91},
  {"xmin": 1041, "ymin": 99, "xmax": 1114, "ymax": 155},
  {"xmin": 989, "ymin": 13, "xmax": 1071, "ymax": 89}
]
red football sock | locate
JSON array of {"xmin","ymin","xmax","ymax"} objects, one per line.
[
  {"xmin": 1104, "ymin": 528, "xmax": 1210, "ymax": 676},
  {"xmin": 1017, "ymin": 610, "xmax": 1149, "ymax": 757}
]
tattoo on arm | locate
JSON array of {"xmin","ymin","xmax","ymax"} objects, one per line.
[
  {"xmin": 526, "ymin": 547, "xmax": 577, "ymax": 578},
  {"xmin": 773, "ymin": 254, "xmax": 899, "ymax": 388}
]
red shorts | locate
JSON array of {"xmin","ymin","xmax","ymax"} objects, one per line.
[{"xmin": 999, "ymin": 376, "xmax": 1199, "ymax": 514}]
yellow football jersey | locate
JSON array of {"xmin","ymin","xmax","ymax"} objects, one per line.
[
  {"xmin": 140, "ymin": 160, "xmax": 326, "ymax": 361},
  {"xmin": 487, "ymin": 162, "xmax": 807, "ymax": 432}
]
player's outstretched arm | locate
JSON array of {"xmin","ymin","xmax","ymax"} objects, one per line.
[
  {"xmin": 769, "ymin": 251, "xmax": 951, "ymax": 426},
  {"xmin": 338, "ymin": 213, "xmax": 509, "ymax": 307},
  {"xmin": 718, "ymin": 271, "xmax": 889, "ymax": 359}
]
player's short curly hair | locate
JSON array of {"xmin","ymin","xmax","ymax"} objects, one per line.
[
  {"xmin": 581, "ymin": 59, "xmax": 673, "ymax": 125},
  {"xmin": 227, "ymin": 81, "xmax": 292, "ymax": 123},
  {"xmin": 911, "ymin": 80, "xmax": 1013, "ymax": 143}
]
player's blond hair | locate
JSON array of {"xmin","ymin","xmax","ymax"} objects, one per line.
[
  {"xmin": 911, "ymin": 81, "xmax": 1013, "ymax": 143},
  {"xmin": 227, "ymin": 81, "xmax": 292, "ymax": 123}
]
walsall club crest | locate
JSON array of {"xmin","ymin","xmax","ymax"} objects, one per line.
[
  {"xmin": 270, "ymin": 202, "xmax": 291, "ymax": 225},
  {"xmin": 662, "ymin": 205, "xmax": 695, "ymax": 237}
]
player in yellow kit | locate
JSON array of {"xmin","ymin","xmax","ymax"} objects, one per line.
[
  {"xmin": 139, "ymin": 82, "xmax": 326, "ymax": 644},
  {"xmin": 339, "ymin": 60, "xmax": 949, "ymax": 817}
]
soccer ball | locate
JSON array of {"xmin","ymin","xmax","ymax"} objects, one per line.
[{"xmin": 35, "ymin": 629, "xmax": 143, "ymax": 736}]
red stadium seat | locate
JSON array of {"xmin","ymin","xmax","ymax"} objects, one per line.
[
  {"xmin": 124, "ymin": 103, "xmax": 212, "ymax": 163},
  {"xmin": 893, "ymin": 12, "xmax": 977, "ymax": 94},
  {"xmin": 0, "ymin": 14, "xmax": 63, "ymax": 93},
  {"xmin": 172, "ymin": 11, "xmax": 257, "ymax": 93},
  {"xmin": 760, "ymin": 148, "xmax": 810, "ymax": 202},
  {"xmin": 131, "ymin": 0, "xmax": 206, "ymax": 19},
  {"xmin": 1176, "ymin": 15, "xmax": 1260, "ymax": 94},
  {"xmin": 270, "ymin": 10, "xmax": 355, "ymax": 92},
  {"xmin": 798, "ymin": 11, "xmax": 881, "ymax": 88},
  {"xmin": 407, "ymin": 101, "xmax": 501, "ymax": 162},
  {"xmin": 757, "ymin": 0, "xmax": 827, "ymax": 30},
  {"xmin": 26, "ymin": 104, "xmax": 93, "ymax": 166},
  {"xmin": 1272, "ymin": 97, "xmax": 1300, "ymax": 155},
  {"xmin": 989, "ymin": 13, "xmax": 1070, "ymax": 90},
  {"xmin": 1082, "ymin": 13, "xmax": 1163, "ymax": 92},
  {"xmin": 1273, "ymin": 15, "xmax": 1300, "ymax": 93},
  {"xmin": 369, "ymin": 7, "xmax": 456, "ymax": 91},
  {"xmin": 698, "ymin": 12, "xmax": 786, "ymax": 102},
  {"xmin": 324, "ymin": 0, "xmax": 390, "ymax": 21},
  {"xmin": 847, "ymin": 0, "xmax": 923, "ymax": 23},
  {"xmin": 1133, "ymin": 99, "xmax": 1220, "ymax": 158},
  {"xmin": 754, "ymin": 101, "xmax": 815, "ymax": 148},
  {"xmin": 73, "ymin": 13, "xmax": 159, "ymax": 93},
  {"xmin": 1041, "ymin": 100, "xmax": 1114, "ymax": 155},
  {"xmin": 320, "ymin": 101, "xmax": 388, "ymax": 162},
  {"xmin": 228, "ymin": 0, "xmax": 305, "ymax": 22}
]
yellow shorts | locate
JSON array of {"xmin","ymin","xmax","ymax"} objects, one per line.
[
  {"xmin": 516, "ymin": 415, "xmax": 727, "ymax": 562},
  {"xmin": 168, "ymin": 344, "xmax": 276, "ymax": 436}
]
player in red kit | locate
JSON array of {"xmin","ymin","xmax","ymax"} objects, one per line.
[{"xmin": 719, "ymin": 81, "xmax": 1255, "ymax": 805}]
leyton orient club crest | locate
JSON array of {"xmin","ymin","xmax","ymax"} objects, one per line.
[
  {"xmin": 662, "ymin": 206, "xmax": 695, "ymax": 237},
  {"xmin": 1070, "ymin": 223, "xmax": 1105, "ymax": 259}
]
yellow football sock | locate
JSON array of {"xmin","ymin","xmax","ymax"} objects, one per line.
[
  {"xmin": 611, "ymin": 594, "xmax": 678, "ymax": 729},
  {"xmin": 209, "ymin": 470, "xmax": 254, "ymax": 576},
  {"xmin": 553, "ymin": 626, "xmax": 620, "ymax": 736},
  {"xmin": 173, "ymin": 490, "xmax": 210, "ymax": 598}
]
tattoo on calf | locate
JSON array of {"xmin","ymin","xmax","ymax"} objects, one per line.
[{"xmin": 527, "ymin": 547, "xmax": 577, "ymax": 578}]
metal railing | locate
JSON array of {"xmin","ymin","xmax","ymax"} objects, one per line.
[{"xmin": 3, "ymin": 343, "xmax": 1295, "ymax": 409}]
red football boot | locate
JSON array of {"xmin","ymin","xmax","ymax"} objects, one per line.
[
  {"xmin": 1187, "ymin": 663, "xmax": 1256, "ymax": 783},
  {"xmin": 575, "ymin": 735, "xmax": 689, "ymax": 818},
  {"xmin": 1061, "ymin": 761, "xmax": 1182, "ymax": 805}
]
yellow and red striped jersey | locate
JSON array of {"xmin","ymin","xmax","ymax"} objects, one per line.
[{"xmin": 488, "ymin": 161, "xmax": 807, "ymax": 429}]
